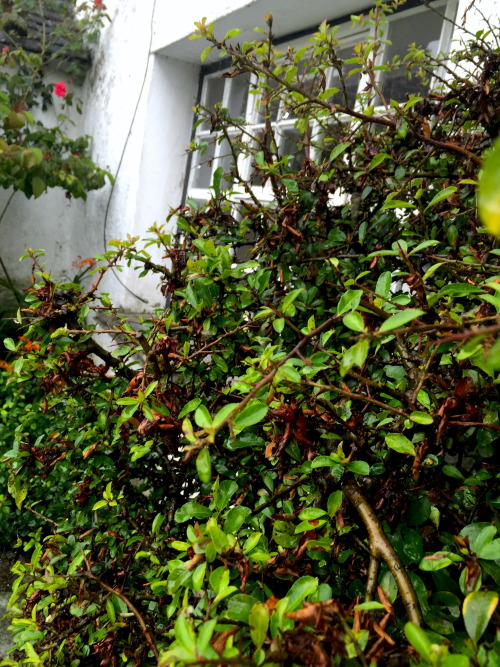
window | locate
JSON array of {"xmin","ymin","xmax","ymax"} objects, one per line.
[{"xmin": 186, "ymin": 1, "xmax": 457, "ymax": 206}]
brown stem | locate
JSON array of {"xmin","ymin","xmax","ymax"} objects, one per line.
[
  {"xmin": 343, "ymin": 480, "xmax": 423, "ymax": 626},
  {"xmin": 25, "ymin": 505, "xmax": 59, "ymax": 527},
  {"xmin": 211, "ymin": 39, "xmax": 482, "ymax": 166},
  {"xmin": 83, "ymin": 571, "xmax": 159, "ymax": 660},
  {"xmin": 365, "ymin": 555, "xmax": 380, "ymax": 603},
  {"xmin": 214, "ymin": 314, "xmax": 340, "ymax": 436},
  {"xmin": 251, "ymin": 474, "xmax": 313, "ymax": 516}
]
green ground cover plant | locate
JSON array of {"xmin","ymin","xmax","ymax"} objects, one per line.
[{"xmin": 1, "ymin": 2, "xmax": 500, "ymax": 665}]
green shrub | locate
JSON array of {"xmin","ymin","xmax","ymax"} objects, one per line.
[{"xmin": 1, "ymin": 4, "xmax": 499, "ymax": 665}]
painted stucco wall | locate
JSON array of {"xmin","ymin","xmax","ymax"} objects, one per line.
[
  {"xmin": 0, "ymin": 73, "xmax": 87, "ymax": 311},
  {"xmin": 0, "ymin": 0, "xmax": 497, "ymax": 313}
]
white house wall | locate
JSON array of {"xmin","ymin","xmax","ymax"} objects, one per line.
[
  {"xmin": 0, "ymin": 74, "xmax": 87, "ymax": 311},
  {"xmin": 0, "ymin": 0, "xmax": 497, "ymax": 314}
]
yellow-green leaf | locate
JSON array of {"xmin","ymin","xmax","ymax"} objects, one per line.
[
  {"xmin": 479, "ymin": 137, "xmax": 500, "ymax": 236},
  {"xmin": 463, "ymin": 591, "xmax": 499, "ymax": 641}
]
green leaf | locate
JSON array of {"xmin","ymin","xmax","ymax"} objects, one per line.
[
  {"xmin": 355, "ymin": 601, "xmax": 385, "ymax": 610},
  {"xmin": 223, "ymin": 506, "xmax": 251, "ymax": 533},
  {"xmin": 343, "ymin": 311, "xmax": 365, "ymax": 332},
  {"xmin": 226, "ymin": 594, "xmax": 260, "ymax": 623},
  {"xmin": 116, "ymin": 397, "xmax": 140, "ymax": 405},
  {"xmin": 194, "ymin": 405, "xmax": 212, "ymax": 428},
  {"xmin": 3, "ymin": 337, "xmax": 16, "ymax": 351},
  {"xmin": 409, "ymin": 411, "xmax": 434, "ymax": 425},
  {"xmin": 178, "ymin": 398, "xmax": 202, "ymax": 419},
  {"xmin": 442, "ymin": 465, "xmax": 464, "ymax": 479},
  {"xmin": 214, "ymin": 480, "xmax": 239, "ymax": 510},
  {"xmin": 32, "ymin": 176, "xmax": 46, "ymax": 198},
  {"xmin": 174, "ymin": 502, "xmax": 212, "ymax": 522},
  {"xmin": 374, "ymin": 271, "xmax": 392, "ymax": 307},
  {"xmin": 408, "ymin": 240, "xmax": 440, "ymax": 255},
  {"xmin": 347, "ymin": 460, "xmax": 370, "ymax": 475},
  {"xmin": 479, "ymin": 137, "xmax": 500, "ymax": 236},
  {"xmin": 419, "ymin": 552, "xmax": 463, "ymax": 571},
  {"xmin": 200, "ymin": 46, "xmax": 213, "ymax": 63},
  {"xmin": 192, "ymin": 562, "xmax": 206, "ymax": 591},
  {"xmin": 242, "ymin": 532, "xmax": 262, "ymax": 554},
  {"xmin": 339, "ymin": 338, "xmax": 369, "ymax": 377},
  {"xmin": 422, "ymin": 262, "xmax": 445, "ymax": 281},
  {"xmin": 385, "ymin": 434, "xmax": 415, "ymax": 456},
  {"xmin": 368, "ymin": 153, "xmax": 391, "ymax": 171},
  {"xmin": 472, "ymin": 526, "xmax": 500, "ymax": 559},
  {"xmin": 174, "ymin": 612, "xmax": 196, "ymax": 653},
  {"xmin": 329, "ymin": 141, "xmax": 350, "ymax": 161},
  {"xmin": 286, "ymin": 576, "xmax": 318, "ymax": 612},
  {"xmin": 298, "ymin": 508, "xmax": 327, "ymax": 521},
  {"xmin": 212, "ymin": 165, "xmax": 224, "ymax": 198},
  {"xmin": 295, "ymin": 519, "xmax": 327, "ymax": 533},
  {"xmin": 424, "ymin": 186, "xmax": 458, "ymax": 212},
  {"xmin": 463, "ymin": 591, "xmax": 499, "ymax": 641},
  {"xmin": 206, "ymin": 517, "xmax": 229, "ymax": 554},
  {"xmin": 379, "ymin": 309, "xmax": 425, "ymax": 333},
  {"xmin": 404, "ymin": 622, "xmax": 433, "ymax": 662},
  {"xmin": 231, "ymin": 400, "xmax": 268, "ymax": 432},
  {"xmin": 311, "ymin": 455, "xmax": 335, "ymax": 468},
  {"xmin": 248, "ymin": 602, "xmax": 269, "ymax": 648},
  {"xmin": 273, "ymin": 317, "xmax": 285, "ymax": 333},
  {"xmin": 337, "ymin": 289, "xmax": 363, "ymax": 315},
  {"xmin": 92, "ymin": 499, "xmax": 108, "ymax": 511},
  {"xmin": 223, "ymin": 28, "xmax": 242, "ymax": 40},
  {"xmin": 441, "ymin": 657, "xmax": 470, "ymax": 667},
  {"xmin": 281, "ymin": 288, "xmax": 304, "ymax": 317},
  {"xmin": 327, "ymin": 490, "xmax": 343, "ymax": 517},
  {"xmin": 196, "ymin": 447, "xmax": 211, "ymax": 483},
  {"xmin": 151, "ymin": 513, "xmax": 165, "ymax": 534},
  {"xmin": 197, "ymin": 619, "xmax": 217, "ymax": 656},
  {"xmin": 381, "ymin": 199, "xmax": 416, "ymax": 210}
]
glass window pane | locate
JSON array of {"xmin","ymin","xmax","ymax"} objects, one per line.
[
  {"xmin": 191, "ymin": 138, "xmax": 216, "ymax": 189},
  {"xmin": 218, "ymin": 137, "xmax": 236, "ymax": 187},
  {"xmin": 199, "ymin": 76, "xmax": 226, "ymax": 130},
  {"xmin": 314, "ymin": 123, "xmax": 348, "ymax": 163},
  {"xmin": 255, "ymin": 78, "xmax": 280, "ymax": 122},
  {"xmin": 227, "ymin": 73, "xmax": 251, "ymax": 118},
  {"xmin": 329, "ymin": 47, "xmax": 362, "ymax": 108},
  {"xmin": 204, "ymin": 76, "xmax": 225, "ymax": 110},
  {"xmin": 279, "ymin": 128, "xmax": 307, "ymax": 172},
  {"xmin": 381, "ymin": 9, "xmax": 443, "ymax": 101}
]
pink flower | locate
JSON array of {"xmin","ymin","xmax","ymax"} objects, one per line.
[
  {"xmin": 54, "ymin": 81, "xmax": 67, "ymax": 98},
  {"xmin": 2, "ymin": 46, "xmax": 9, "ymax": 53}
]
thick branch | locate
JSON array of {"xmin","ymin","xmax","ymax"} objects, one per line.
[{"xmin": 343, "ymin": 480, "xmax": 423, "ymax": 626}]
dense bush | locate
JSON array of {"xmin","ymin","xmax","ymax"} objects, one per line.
[{"xmin": 1, "ymin": 3, "xmax": 500, "ymax": 665}]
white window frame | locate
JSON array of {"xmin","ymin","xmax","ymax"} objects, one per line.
[{"xmin": 186, "ymin": 0, "xmax": 458, "ymax": 207}]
